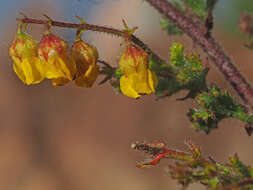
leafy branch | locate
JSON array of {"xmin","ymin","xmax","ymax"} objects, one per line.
[
  {"xmin": 132, "ymin": 140, "xmax": 253, "ymax": 190},
  {"xmin": 11, "ymin": 13, "xmax": 253, "ymax": 134},
  {"xmin": 8, "ymin": 1, "xmax": 253, "ymax": 190},
  {"xmin": 145, "ymin": 0, "xmax": 253, "ymax": 108}
]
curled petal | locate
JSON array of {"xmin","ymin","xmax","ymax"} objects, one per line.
[
  {"xmin": 38, "ymin": 34, "xmax": 76, "ymax": 86},
  {"xmin": 37, "ymin": 55, "xmax": 76, "ymax": 82},
  {"xmin": 9, "ymin": 31, "xmax": 44, "ymax": 85},
  {"xmin": 52, "ymin": 77, "xmax": 71, "ymax": 86},
  {"xmin": 120, "ymin": 70, "xmax": 157, "ymax": 99},
  {"xmin": 120, "ymin": 75, "xmax": 141, "ymax": 99},
  {"xmin": 71, "ymin": 40, "xmax": 99, "ymax": 88},
  {"xmin": 75, "ymin": 64, "xmax": 99, "ymax": 87},
  {"xmin": 148, "ymin": 70, "xmax": 158, "ymax": 92},
  {"xmin": 13, "ymin": 57, "xmax": 43, "ymax": 85}
]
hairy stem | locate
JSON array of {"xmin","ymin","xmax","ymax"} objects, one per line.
[
  {"xmin": 145, "ymin": 0, "xmax": 253, "ymax": 108},
  {"xmin": 18, "ymin": 17, "xmax": 166, "ymax": 66}
]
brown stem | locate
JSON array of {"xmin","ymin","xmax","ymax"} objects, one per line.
[
  {"xmin": 145, "ymin": 0, "xmax": 253, "ymax": 107},
  {"xmin": 178, "ymin": 0, "xmax": 204, "ymax": 23},
  {"xmin": 18, "ymin": 17, "xmax": 166, "ymax": 66}
]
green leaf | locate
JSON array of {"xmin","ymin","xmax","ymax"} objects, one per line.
[
  {"xmin": 170, "ymin": 43, "xmax": 208, "ymax": 100},
  {"xmin": 184, "ymin": 0, "xmax": 207, "ymax": 18},
  {"xmin": 249, "ymin": 166, "xmax": 253, "ymax": 177},
  {"xmin": 208, "ymin": 177, "xmax": 219, "ymax": 188},
  {"xmin": 115, "ymin": 68, "xmax": 124, "ymax": 79},
  {"xmin": 188, "ymin": 86, "xmax": 253, "ymax": 134},
  {"xmin": 161, "ymin": 19, "xmax": 183, "ymax": 35},
  {"xmin": 155, "ymin": 76, "xmax": 180, "ymax": 97},
  {"xmin": 230, "ymin": 154, "xmax": 251, "ymax": 178}
]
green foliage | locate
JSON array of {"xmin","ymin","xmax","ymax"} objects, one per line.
[
  {"xmin": 162, "ymin": 0, "xmax": 212, "ymax": 34},
  {"xmin": 230, "ymin": 154, "xmax": 252, "ymax": 178},
  {"xmin": 170, "ymin": 43, "xmax": 185, "ymax": 67},
  {"xmin": 170, "ymin": 43, "xmax": 206, "ymax": 85},
  {"xmin": 170, "ymin": 43, "xmax": 209, "ymax": 99},
  {"xmin": 155, "ymin": 77, "xmax": 178, "ymax": 97},
  {"xmin": 160, "ymin": 18, "xmax": 183, "ymax": 35},
  {"xmin": 162, "ymin": 0, "xmax": 210, "ymax": 34},
  {"xmin": 188, "ymin": 86, "xmax": 253, "ymax": 134},
  {"xmin": 184, "ymin": 0, "xmax": 207, "ymax": 18},
  {"xmin": 115, "ymin": 67, "xmax": 124, "ymax": 79},
  {"xmin": 154, "ymin": 43, "xmax": 208, "ymax": 99},
  {"xmin": 149, "ymin": 56, "xmax": 179, "ymax": 97},
  {"xmin": 149, "ymin": 42, "xmax": 252, "ymax": 134},
  {"xmin": 133, "ymin": 140, "xmax": 253, "ymax": 190}
]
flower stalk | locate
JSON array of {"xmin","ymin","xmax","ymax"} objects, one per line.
[{"xmin": 17, "ymin": 16, "xmax": 167, "ymax": 66}]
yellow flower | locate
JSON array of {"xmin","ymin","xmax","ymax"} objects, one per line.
[
  {"xmin": 9, "ymin": 30, "xmax": 44, "ymax": 85},
  {"xmin": 119, "ymin": 44, "xmax": 158, "ymax": 98},
  {"xmin": 37, "ymin": 34, "xmax": 76, "ymax": 86},
  {"xmin": 71, "ymin": 40, "xmax": 99, "ymax": 87}
]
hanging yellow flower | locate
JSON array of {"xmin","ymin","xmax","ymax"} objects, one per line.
[
  {"xmin": 9, "ymin": 26, "xmax": 44, "ymax": 85},
  {"xmin": 37, "ymin": 34, "xmax": 76, "ymax": 86},
  {"xmin": 119, "ymin": 44, "xmax": 158, "ymax": 98},
  {"xmin": 71, "ymin": 40, "xmax": 99, "ymax": 87}
]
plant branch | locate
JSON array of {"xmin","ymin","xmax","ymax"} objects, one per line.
[
  {"xmin": 145, "ymin": 0, "xmax": 253, "ymax": 108},
  {"xmin": 17, "ymin": 17, "xmax": 166, "ymax": 66}
]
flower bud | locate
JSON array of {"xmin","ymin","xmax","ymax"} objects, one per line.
[
  {"xmin": 118, "ymin": 44, "xmax": 158, "ymax": 98},
  {"xmin": 9, "ymin": 30, "xmax": 43, "ymax": 85},
  {"xmin": 37, "ymin": 34, "xmax": 76, "ymax": 86},
  {"xmin": 71, "ymin": 40, "xmax": 99, "ymax": 87}
]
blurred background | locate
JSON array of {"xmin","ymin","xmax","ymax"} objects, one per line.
[{"xmin": 1, "ymin": 0, "xmax": 253, "ymax": 189}]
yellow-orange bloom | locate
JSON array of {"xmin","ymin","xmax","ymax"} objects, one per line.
[
  {"xmin": 9, "ymin": 31, "xmax": 43, "ymax": 85},
  {"xmin": 71, "ymin": 40, "xmax": 99, "ymax": 87},
  {"xmin": 119, "ymin": 44, "xmax": 158, "ymax": 98},
  {"xmin": 37, "ymin": 34, "xmax": 76, "ymax": 86}
]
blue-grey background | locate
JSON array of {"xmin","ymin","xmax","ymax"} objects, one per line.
[{"xmin": 0, "ymin": 1, "xmax": 253, "ymax": 190}]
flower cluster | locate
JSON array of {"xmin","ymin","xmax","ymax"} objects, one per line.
[
  {"xmin": 9, "ymin": 21, "xmax": 158, "ymax": 99},
  {"xmin": 9, "ymin": 24, "xmax": 99, "ymax": 87},
  {"xmin": 132, "ymin": 140, "xmax": 253, "ymax": 190}
]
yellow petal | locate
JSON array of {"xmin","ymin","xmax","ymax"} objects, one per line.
[
  {"xmin": 66, "ymin": 56, "xmax": 77, "ymax": 79},
  {"xmin": 119, "ymin": 44, "xmax": 149, "ymax": 76},
  {"xmin": 13, "ymin": 57, "xmax": 44, "ymax": 85},
  {"xmin": 71, "ymin": 40, "xmax": 99, "ymax": 88},
  {"xmin": 52, "ymin": 77, "xmax": 70, "ymax": 86},
  {"xmin": 75, "ymin": 64, "xmax": 99, "ymax": 88},
  {"xmin": 119, "ymin": 68, "xmax": 158, "ymax": 98},
  {"xmin": 148, "ymin": 70, "xmax": 158, "ymax": 93},
  {"xmin": 37, "ymin": 55, "xmax": 76, "ymax": 81},
  {"xmin": 120, "ymin": 75, "xmax": 141, "ymax": 99},
  {"xmin": 13, "ymin": 59, "xmax": 26, "ymax": 83}
]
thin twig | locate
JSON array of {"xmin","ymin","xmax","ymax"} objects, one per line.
[
  {"xmin": 145, "ymin": 0, "xmax": 253, "ymax": 108},
  {"xmin": 18, "ymin": 17, "xmax": 166, "ymax": 66},
  {"xmin": 97, "ymin": 59, "xmax": 114, "ymax": 69},
  {"xmin": 97, "ymin": 60, "xmax": 116, "ymax": 85}
]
